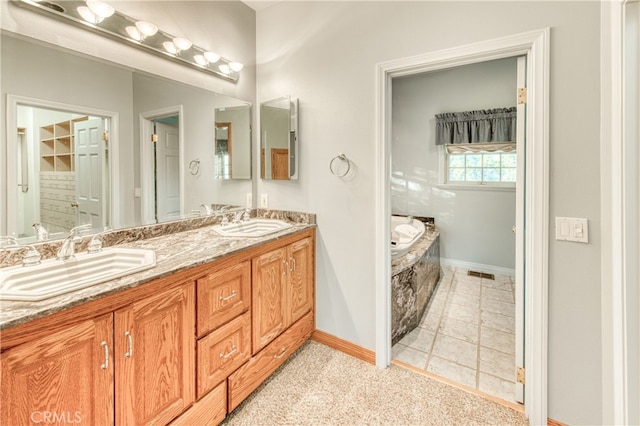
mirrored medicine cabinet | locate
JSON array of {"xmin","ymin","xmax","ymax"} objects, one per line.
[{"xmin": 260, "ymin": 96, "xmax": 299, "ymax": 180}]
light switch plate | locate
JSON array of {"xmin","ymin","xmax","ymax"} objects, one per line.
[
  {"xmin": 246, "ymin": 193, "xmax": 252, "ymax": 208},
  {"xmin": 260, "ymin": 193, "xmax": 269, "ymax": 209},
  {"xmin": 555, "ymin": 217, "xmax": 589, "ymax": 243}
]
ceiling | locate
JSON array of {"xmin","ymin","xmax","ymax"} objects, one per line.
[{"xmin": 242, "ymin": 1, "xmax": 281, "ymax": 12}]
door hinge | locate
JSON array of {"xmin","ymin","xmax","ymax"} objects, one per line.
[
  {"xmin": 517, "ymin": 87, "xmax": 527, "ymax": 105},
  {"xmin": 516, "ymin": 366, "xmax": 525, "ymax": 384},
  {"xmin": 151, "ymin": 133, "xmax": 158, "ymax": 143}
]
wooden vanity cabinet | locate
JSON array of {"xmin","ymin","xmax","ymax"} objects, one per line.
[
  {"xmin": 0, "ymin": 314, "xmax": 114, "ymax": 425},
  {"xmin": 114, "ymin": 283, "xmax": 195, "ymax": 426},
  {"xmin": 252, "ymin": 236, "xmax": 314, "ymax": 353},
  {"xmin": 0, "ymin": 282, "xmax": 195, "ymax": 426}
]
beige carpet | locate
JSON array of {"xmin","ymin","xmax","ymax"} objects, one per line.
[{"xmin": 222, "ymin": 341, "xmax": 528, "ymax": 426}]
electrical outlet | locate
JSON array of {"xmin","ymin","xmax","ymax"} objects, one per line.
[
  {"xmin": 246, "ymin": 193, "xmax": 252, "ymax": 208},
  {"xmin": 260, "ymin": 194, "xmax": 269, "ymax": 209}
]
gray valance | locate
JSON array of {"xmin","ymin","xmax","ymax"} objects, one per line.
[{"xmin": 435, "ymin": 107, "xmax": 517, "ymax": 145}]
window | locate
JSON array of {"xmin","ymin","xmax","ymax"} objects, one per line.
[{"xmin": 444, "ymin": 143, "xmax": 516, "ymax": 186}]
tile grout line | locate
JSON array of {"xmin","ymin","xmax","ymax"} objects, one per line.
[
  {"xmin": 424, "ymin": 267, "xmax": 455, "ymax": 370},
  {"xmin": 476, "ymin": 277, "xmax": 484, "ymax": 391}
]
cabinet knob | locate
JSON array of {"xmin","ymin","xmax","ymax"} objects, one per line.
[
  {"xmin": 219, "ymin": 345, "xmax": 237, "ymax": 359},
  {"xmin": 100, "ymin": 341, "xmax": 109, "ymax": 370},
  {"xmin": 124, "ymin": 331, "xmax": 133, "ymax": 358},
  {"xmin": 219, "ymin": 290, "xmax": 237, "ymax": 302},
  {"xmin": 273, "ymin": 347, "xmax": 287, "ymax": 359}
]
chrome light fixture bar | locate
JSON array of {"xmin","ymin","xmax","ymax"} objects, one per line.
[{"xmin": 13, "ymin": 0, "xmax": 243, "ymax": 82}]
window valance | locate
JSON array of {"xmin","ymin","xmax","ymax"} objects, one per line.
[{"xmin": 435, "ymin": 107, "xmax": 517, "ymax": 145}]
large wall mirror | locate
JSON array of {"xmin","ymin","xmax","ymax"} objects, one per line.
[
  {"xmin": 1, "ymin": 31, "xmax": 253, "ymax": 242},
  {"xmin": 260, "ymin": 96, "xmax": 299, "ymax": 180}
]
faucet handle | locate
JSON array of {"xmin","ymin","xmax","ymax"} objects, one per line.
[
  {"xmin": 21, "ymin": 245, "xmax": 41, "ymax": 266},
  {"xmin": 69, "ymin": 223, "xmax": 92, "ymax": 236},
  {"xmin": 87, "ymin": 235, "xmax": 103, "ymax": 253},
  {"xmin": 0, "ymin": 236, "xmax": 19, "ymax": 248}
]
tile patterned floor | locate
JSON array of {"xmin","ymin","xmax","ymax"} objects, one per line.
[{"xmin": 392, "ymin": 266, "xmax": 518, "ymax": 403}]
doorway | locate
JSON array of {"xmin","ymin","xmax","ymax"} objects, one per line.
[
  {"xmin": 374, "ymin": 29, "xmax": 550, "ymax": 424},
  {"xmin": 140, "ymin": 107, "xmax": 184, "ymax": 224},
  {"xmin": 6, "ymin": 97, "xmax": 117, "ymax": 239},
  {"xmin": 389, "ymin": 56, "xmax": 523, "ymax": 405}
]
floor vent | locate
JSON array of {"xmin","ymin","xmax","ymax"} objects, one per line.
[{"xmin": 467, "ymin": 270, "xmax": 495, "ymax": 280}]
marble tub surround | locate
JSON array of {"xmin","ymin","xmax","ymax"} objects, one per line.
[
  {"xmin": 0, "ymin": 211, "xmax": 315, "ymax": 330},
  {"xmin": 0, "ymin": 209, "xmax": 316, "ymax": 268},
  {"xmin": 392, "ymin": 227, "xmax": 441, "ymax": 345}
]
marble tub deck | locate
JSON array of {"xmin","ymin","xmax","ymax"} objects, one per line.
[{"xmin": 391, "ymin": 226, "xmax": 440, "ymax": 345}]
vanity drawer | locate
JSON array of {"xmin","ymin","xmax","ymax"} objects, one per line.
[
  {"xmin": 227, "ymin": 311, "xmax": 313, "ymax": 411},
  {"xmin": 197, "ymin": 260, "xmax": 251, "ymax": 337},
  {"xmin": 197, "ymin": 311, "xmax": 251, "ymax": 398},
  {"xmin": 170, "ymin": 380, "xmax": 226, "ymax": 426}
]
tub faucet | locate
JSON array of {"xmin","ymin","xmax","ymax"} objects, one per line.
[{"xmin": 57, "ymin": 224, "xmax": 91, "ymax": 260}]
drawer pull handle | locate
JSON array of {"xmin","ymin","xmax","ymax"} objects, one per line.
[
  {"xmin": 273, "ymin": 347, "xmax": 287, "ymax": 359},
  {"xmin": 220, "ymin": 345, "xmax": 237, "ymax": 359},
  {"xmin": 124, "ymin": 331, "xmax": 133, "ymax": 358},
  {"xmin": 290, "ymin": 258, "xmax": 297, "ymax": 272},
  {"xmin": 283, "ymin": 260, "xmax": 288, "ymax": 275},
  {"xmin": 219, "ymin": 291, "xmax": 238, "ymax": 302},
  {"xmin": 100, "ymin": 341, "xmax": 109, "ymax": 370}
]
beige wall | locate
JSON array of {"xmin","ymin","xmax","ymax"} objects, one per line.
[{"xmin": 256, "ymin": 2, "xmax": 601, "ymax": 424}]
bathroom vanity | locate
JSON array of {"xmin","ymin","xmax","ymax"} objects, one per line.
[{"xmin": 0, "ymin": 216, "xmax": 315, "ymax": 425}]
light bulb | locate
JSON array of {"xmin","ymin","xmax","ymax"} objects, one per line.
[
  {"xmin": 229, "ymin": 62, "xmax": 243, "ymax": 72},
  {"xmin": 173, "ymin": 37, "xmax": 192, "ymax": 51},
  {"xmin": 77, "ymin": 6, "xmax": 103, "ymax": 24},
  {"xmin": 86, "ymin": 0, "xmax": 114, "ymax": 18},
  {"xmin": 218, "ymin": 64, "xmax": 230, "ymax": 74},
  {"xmin": 125, "ymin": 26, "xmax": 143, "ymax": 41},
  {"xmin": 163, "ymin": 42, "xmax": 178, "ymax": 55},
  {"xmin": 135, "ymin": 21, "xmax": 158, "ymax": 37},
  {"xmin": 194, "ymin": 55, "xmax": 208, "ymax": 67},
  {"xmin": 204, "ymin": 51, "xmax": 220, "ymax": 63}
]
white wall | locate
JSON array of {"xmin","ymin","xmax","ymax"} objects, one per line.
[
  {"xmin": 391, "ymin": 58, "xmax": 517, "ymax": 270},
  {"xmin": 256, "ymin": 2, "xmax": 601, "ymax": 424}
]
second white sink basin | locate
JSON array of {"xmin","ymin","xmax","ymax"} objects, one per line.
[
  {"xmin": 0, "ymin": 247, "xmax": 156, "ymax": 302},
  {"xmin": 212, "ymin": 219, "xmax": 292, "ymax": 237}
]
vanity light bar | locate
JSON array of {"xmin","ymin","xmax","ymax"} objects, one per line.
[{"xmin": 13, "ymin": 0, "xmax": 242, "ymax": 82}]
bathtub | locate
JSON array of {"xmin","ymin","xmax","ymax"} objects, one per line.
[{"xmin": 391, "ymin": 215, "xmax": 425, "ymax": 257}]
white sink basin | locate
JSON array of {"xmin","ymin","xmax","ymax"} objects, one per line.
[
  {"xmin": 0, "ymin": 247, "xmax": 156, "ymax": 302},
  {"xmin": 212, "ymin": 219, "xmax": 292, "ymax": 237}
]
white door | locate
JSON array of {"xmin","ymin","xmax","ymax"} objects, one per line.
[
  {"xmin": 75, "ymin": 118, "xmax": 104, "ymax": 228},
  {"xmin": 514, "ymin": 55, "xmax": 527, "ymax": 404},
  {"xmin": 155, "ymin": 121, "xmax": 180, "ymax": 221}
]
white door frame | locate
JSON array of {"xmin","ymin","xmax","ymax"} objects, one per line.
[
  {"xmin": 374, "ymin": 28, "xmax": 550, "ymax": 424},
  {"xmin": 5, "ymin": 94, "xmax": 121, "ymax": 234},
  {"xmin": 139, "ymin": 106, "xmax": 184, "ymax": 224}
]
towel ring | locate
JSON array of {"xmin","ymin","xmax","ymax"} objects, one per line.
[
  {"xmin": 189, "ymin": 159, "xmax": 200, "ymax": 176},
  {"xmin": 329, "ymin": 153, "xmax": 351, "ymax": 177}
]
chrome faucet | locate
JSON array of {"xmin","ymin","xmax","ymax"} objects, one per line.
[
  {"xmin": 200, "ymin": 204, "xmax": 214, "ymax": 215},
  {"xmin": 57, "ymin": 224, "xmax": 92, "ymax": 260},
  {"xmin": 0, "ymin": 237, "xmax": 41, "ymax": 266},
  {"xmin": 32, "ymin": 223, "xmax": 49, "ymax": 241},
  {"xmin": 232, "ymin": 210, "xmax": 245, "ymax": 223}
]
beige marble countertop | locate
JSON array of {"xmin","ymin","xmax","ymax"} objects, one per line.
[{"xmin": 0, "ymin": 220, "xmax": 315, "ymax": 331}]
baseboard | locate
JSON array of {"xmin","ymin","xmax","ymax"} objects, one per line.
[
  {"xmin": 440, "ymin": 257, "xmax": 515, "ymax": 277},
  {"xmin": 547, "ymin": 418, "xmax": 566, "ymax": 426},
  {"xmin": 311, "ymin": 330, "xmax": 376, "ymax": 365}
]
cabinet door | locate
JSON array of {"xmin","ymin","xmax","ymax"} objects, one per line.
[
  {"xmin": 252, "ymin": 247, "xmax": 287, "ymax": 354},
  {"xmin": 287, "ymin": 237, "xmax": 314, "ymax": 325},
  {"xmin": 1, "ymin": 314, "xmax": 114, "ymax": 425},
  {"xmin": 115, "ymin": 283, "xmax": 195, "ymax": 426}
]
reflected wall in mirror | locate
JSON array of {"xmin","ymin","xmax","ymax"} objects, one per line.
[
  {"xmin": 214, "ymin": 105, "xmax": 252, "ymax": 180},
  {"xmin": 1, "ymin": 31, "xmax": 253, "ymax": 242},
  {"xmin": 260, "ymin": 96, "xmax": 299, "ymax": 180}
]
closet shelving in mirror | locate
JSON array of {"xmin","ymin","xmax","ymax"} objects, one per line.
[
  {"xmin": 39, "ymin": 117, "xmax": 88, "ymax": 172},
  {"xmin": 13, "ymin": 0, "xmax": 243, "ymax": 82}
]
